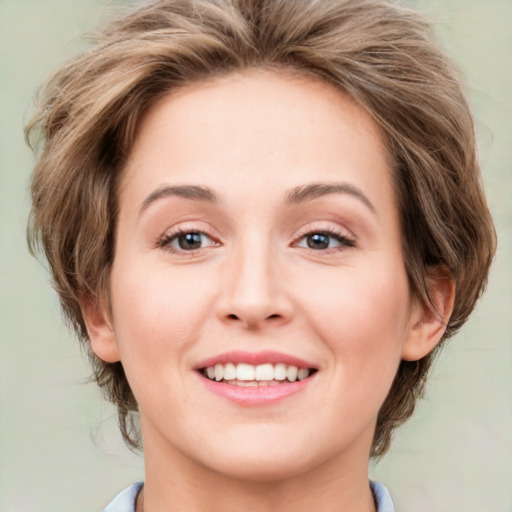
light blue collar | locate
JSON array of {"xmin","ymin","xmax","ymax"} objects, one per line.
[{"xmin": 103, "ymin": 481, "xmax": 395, "ymax": 512}]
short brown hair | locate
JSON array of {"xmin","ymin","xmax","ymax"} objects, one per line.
[{"xmin": 26, "ymin": 0, "xmax": 496, "ymax": 457}]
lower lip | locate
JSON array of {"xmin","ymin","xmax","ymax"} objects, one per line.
[{"xmin": 198, "ymin": 374, "xmax": 314, "ymax": 405}]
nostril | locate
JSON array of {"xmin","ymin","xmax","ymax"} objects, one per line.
[{"xmin": 225, "ymin": 312, "xmax": 283, "ymax": 323}]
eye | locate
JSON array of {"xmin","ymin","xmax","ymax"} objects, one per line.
[
  {"xmin": 159, "ymin": 230, "xmax": 217, "ymax": 252},
  {"xmin": 295, "ymin": 231, "xmax": 355, "ymax": 251}
]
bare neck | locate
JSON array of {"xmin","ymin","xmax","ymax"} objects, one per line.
[{"xmin": 139, "ymin": 433, "xmax": 376, "ymax": 512}]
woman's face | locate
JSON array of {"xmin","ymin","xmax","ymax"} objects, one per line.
[{"xmin": 91, "ymin": 70, "xmax": 424, "ymax": 480}]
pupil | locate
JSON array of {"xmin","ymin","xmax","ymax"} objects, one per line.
[
  {"xmin": 307, "ymin": 233, "xmax": 329, "ymax": 249},
  {"xmin": 179, "ymin": 232, "xmax": 202, "ymax": 250}
]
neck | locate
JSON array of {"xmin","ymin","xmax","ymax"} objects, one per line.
[{"xmin": 139, "ymin": 424, "xmax": 376, "ymax": 512}]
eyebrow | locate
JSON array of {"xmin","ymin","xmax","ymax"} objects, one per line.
[
  {"xmin": 139, "ymin": 184, "xmax": 217, "ymax": 214},
  {"xmin": 139, "ymin": 181, "xmax": 376, "ymax": 216},
  {"xmin": 285, "ymin": 182, "xmax": 376, "ymax": 214}
]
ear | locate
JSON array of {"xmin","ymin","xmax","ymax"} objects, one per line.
[
  {"xmin": 81, "ymin": 296, "xmax": 121, "ymax": 363},
  {"xmin": 402, "ymin": 265, "xmax": 455, "ymax": 361}
]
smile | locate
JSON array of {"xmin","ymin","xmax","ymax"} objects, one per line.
[
  {"xmin": 195, "ymin": 352, "xmax": 318, "ymax": 404},
  {"xmin": 201, "ymin": 363, "xmax": 315, "ymax": 385}
]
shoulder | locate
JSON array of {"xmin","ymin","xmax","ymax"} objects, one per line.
[
  {"xmin": 102, "ymin": 482, "xmax": 143, "ymax": 512},
  {"xmin": 371, "ymin": 481, "xmax": 395, "ymax": 512}
]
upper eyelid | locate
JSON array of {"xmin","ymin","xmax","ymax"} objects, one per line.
[
  {"xmin": 292, "ymin": 223, "xmax": 355, "ymax": 240},
  {"xmin": 161, "ymin": 221, "xmax": 217, "ymax": 238}
]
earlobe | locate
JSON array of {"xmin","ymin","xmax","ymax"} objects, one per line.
[
  {"xmin": 402, "ymin": 265, "xmax": 456, "ymax": 362},
  {"xmin": 81, "ymin": 296, "xmax": 121, "ymax": 363}
]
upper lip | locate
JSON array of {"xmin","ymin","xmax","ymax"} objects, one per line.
[{"xmin": 193, "ymin": 350, "xmax": 318, "ymax": 370}]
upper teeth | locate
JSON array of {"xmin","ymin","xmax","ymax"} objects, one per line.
[{"xmin": 204, "ymin": 363, "xmax": 311, "ymax": 382}]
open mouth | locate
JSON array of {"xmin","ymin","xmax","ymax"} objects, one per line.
[{"xmin": 200, "ymin": 362, "xmax": 318, "ymax": 387}]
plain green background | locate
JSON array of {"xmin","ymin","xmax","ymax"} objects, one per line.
[{"xmin": 1, "ymin": 1, "xmax": 511, "ymax": 511}]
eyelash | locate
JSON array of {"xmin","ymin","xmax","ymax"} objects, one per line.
[
  {"xmin": 156, "ymin": 227, "xmax": 218, "ymax": 254},
  {"xmin": 292, "ymin": 227, "xmax": 356, "ymax": 253},
  {"xmin": 156, "ymin": 226, "xmax": 356, "ymax": 254}
]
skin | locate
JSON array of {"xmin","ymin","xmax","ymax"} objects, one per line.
[{"xmin": 84, "ymin": 70, "xmax": 453, "ymax": 512}]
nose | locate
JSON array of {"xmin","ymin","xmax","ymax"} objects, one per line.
[{"xmin": 216, "ymin": 237, "xmax": 294, "ymax": 330}]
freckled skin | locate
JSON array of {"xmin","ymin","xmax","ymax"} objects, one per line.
[{"xmin": 87, "ymin": 70, "xmax": 426, "ymax": 512}]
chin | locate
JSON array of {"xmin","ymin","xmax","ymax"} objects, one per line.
[
  {"xmin": 206, "ymin": 452, "xmax": 319, "ymax": 483},
  {"xmin": 191, "ymin": 429, "xmax": 339, "ymax": 483}
]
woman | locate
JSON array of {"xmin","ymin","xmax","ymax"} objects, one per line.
[{"xmin": 26, "ymin": 0, "xmax": 496, "ymax": 510}]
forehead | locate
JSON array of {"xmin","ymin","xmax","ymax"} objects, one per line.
[{"xmin": 120, "ymin": 69, "xmax": 395, "ymax": 218}]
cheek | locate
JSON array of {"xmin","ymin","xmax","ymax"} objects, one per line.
[
  {"xmin": 108, "ymin": 260, "xmax": 217, "ymax": 363},
  {"xmin": 299, "ymin": 261, "xmax": 411, "ymax": 380}
]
